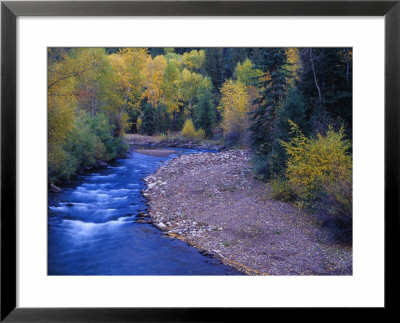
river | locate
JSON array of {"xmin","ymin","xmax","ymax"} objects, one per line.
[{"xmin": 48, "ymin": 147, "xmax": 241, "ymax": 275}]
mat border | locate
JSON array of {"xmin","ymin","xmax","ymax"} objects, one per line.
[{"xmin": 1, "ymin": 1, "xmax": 399, "ymax": 321}]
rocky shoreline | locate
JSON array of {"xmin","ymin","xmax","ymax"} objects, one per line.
[{"xmin": 141, "ymin": 150, "xmax": 353, "ymax": 275}]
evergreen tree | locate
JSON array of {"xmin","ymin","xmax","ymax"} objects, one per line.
[
  {"xmin": 275, "ymin": 87, "xmax": 311, "ymax": 141},
  {"xmin": 204, "ymin": 48, "xmax": 224, "ymax": 90},
  {"xmin": 194, "ymin": 85, "xmax": 216, "ymax": 138},
  {"xmin": 154, "ymin": 103, "xmax": 170, "ymax": 134},
  {"xmin": 249, "ymin": 48, "xmax": 291, "ymax": 153},
  {"xmin": 222, "ymin": 48, "xmax": 234, "ymax": 81},
  {"xmin": 139, "ymin": 102, "xmax": 155, "ymax": 135}
]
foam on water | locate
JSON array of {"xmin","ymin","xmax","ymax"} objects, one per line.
[{"xmin": 48, "ymin": 147, "xmax": 241, "ymax": 275}]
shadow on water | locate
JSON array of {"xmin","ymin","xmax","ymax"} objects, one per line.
[{"xmin": 48, "ymin": 146, "xmax": 242, "ymax": 275}]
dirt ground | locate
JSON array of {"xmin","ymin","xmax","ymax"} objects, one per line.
[{"xmin": 143, "ymin": 150, "xmax": 352, "ymax": 275}]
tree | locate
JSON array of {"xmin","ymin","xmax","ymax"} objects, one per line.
[
  {"xmin": 219, "ymin": 79, "xmax": 249, "ymax": 146},
  {"xmin": 298, "ymin": 48, "xmax": 352, "ymax": 135},
  {"xmin": 107, "ymin": 48, "xmax": 148, "ymax": 136},
  {"xmin": 142, "ymin": 55, "xmax": 167, "ymax": 106},
  {"xmin": 162, "ymin": 59, "xmax": 183, "ymax": 115},
  {"xmin": 194, "ymin": 77, "xmax": 215, "ymax": 138},
  {"xmin": 182, "ymin": 49, "xmax": 206, "ymax": 71},
  {"xmin": 139, "ymin": 102, "xmax": 156, "ymax": 135},
  {"xmin": 204, "ymin": 48, "xmax": 224, "ymax": 90},
  {"xmin": 179, "ymin": 68, "xmax": 203, "ymax": 116},
  {"xmin": 249, "ymin": 48, "xmax": 291, "ymax": 154}
]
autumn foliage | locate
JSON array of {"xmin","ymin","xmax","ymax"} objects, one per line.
[{"xmin": 277, "ymin": 121, "xmax": 352, "ymax": 240}]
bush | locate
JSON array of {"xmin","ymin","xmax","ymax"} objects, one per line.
[
  {"xmin": 83, "ymin": 113, "xmax": 124, "ymax": 160},
  {"xmin": 181, "ymin": 118, "xmax": 196, "ymax": 138},
  {"xmin": 281, "ymin": 120, "xmax": 352, "ymax": 241},
  {"xmin": 281, "ymin": 121, "xmax": 351, "ymax": 203},
  {"xmin": 195, "ymin": 128, "xmax": 206, "ymax": 140},
  {"xmin": 49, "ymin": 113, "xmax": 128, "ymax": 183},
  {"xmin": 250, "ymin": 146, "xmax": 284, "ymax": 180},
  {"xmin": 250, "ymin": 153, "xmax": 270, "ymax": 180},
  {"xmin": 270, "ymin": 177, "xmax": 296, "ymax": 202},
  {"xmin": 63, "ymin": 119, "xmax": 106, "ymax": 170}
]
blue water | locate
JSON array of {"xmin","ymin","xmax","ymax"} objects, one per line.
[{"xmin": 48, "ymin": 147, "xmax": 241, "ymax": 275}]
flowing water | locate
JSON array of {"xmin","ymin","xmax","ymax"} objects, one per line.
[{"xmin": 48, "ymin": 147, "xmax": 241, "ymax": 275}]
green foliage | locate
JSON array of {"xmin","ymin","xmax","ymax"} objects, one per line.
[
  {"xmin": 139, "ymin": 103, "xmax": 156, "ymax": 136},
  {"xmin": 49, "ymin": 113, "xmax": 128, "ymax": 183},
  {"xmin": 234, "ymin": 58, "xmax": 262, "ymax": 86},
  {"xmin": 250, "ymin": 154, "xmax": 270, "ymax": 180},
  {"xmin": 249, "ymin": 48, "xmax": 291, "ymax": 155},
  {"xmin": 193, "ymin": 78, "xmax": 215, "ymax": 138},
  {"xmin": 64, "ymin": 119, "xmax": 106, "ymax": 170},
  {"xmin": 275, "ymin": 87, "xmax": 311, "ymax": 140}
]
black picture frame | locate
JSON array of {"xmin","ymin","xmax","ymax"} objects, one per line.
[{"xmin": 1, "ymin": 0, "xmax": 399, "ymax": 321}]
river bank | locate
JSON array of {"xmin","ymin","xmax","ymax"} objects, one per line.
[
  {"xmin": 142, "ymin": 150, "xmax": 353, "ymax": 275},
  {"xmin": 125, "ymin": 134, "xmax": 225, "ymax": 151}
]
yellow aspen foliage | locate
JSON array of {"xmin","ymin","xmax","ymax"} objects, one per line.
[
  {"xmin": 136, "ymin": 117, "xmax": 142, "ymax": 130},
  {"xmin": 181, "ymin": 118, "xmax": 197, "ymax": 138},
  {"xmin": 182, "ymin": 50, "xmax": 206, "ymax": 71},
  {"xmin": 281, "ymin": 120, "xmax": 352, "ymax": 207},
  {"xmin": 219, "ymin": 79, "xmax": 249, "ymax": 137},
  {"xmin": 142, "ymin": 55, "xmax": 167, "ymax": 106},
  {"xmin": 234, "ymin": 58, "xmax": 262, "ymax": 86},
  {"xmin": 162, "ymin": 60, "xmax": 183, "ymax": 114},
  {"xmin": 108, "ymin": 48, "xmax": 148, "ymax": 135},
  {"xmin": 285, "ymin": 48, "xmax": 302, "ymax": 85},
  {"xmin": 48, "ymin": 48, "xmax": 100, "ymax": 175},
  {"xmin": 179, "ymin": 68, "xmax": 203, "ymax": 114}
]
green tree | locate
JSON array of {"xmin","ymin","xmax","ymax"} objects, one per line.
[
  {"xmin": 139, "ymin": 102, "xmax": 156, "ymax": 135},
  {"xmin": 194, "ymin": 78, "xmax": 215, "ymax": 138},
  {"xmin": 249, "ymin": 48, "xmax": 291, "ymax": 154}
]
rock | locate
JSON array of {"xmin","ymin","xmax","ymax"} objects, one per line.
[
  {"xmin": 147, "ymin": 182, "xmax": 157, "ymax": 190},
  {"xmin": 50, "ymin": 183, "xmax": 62, "ymax": 193},
  {"xmin": 66, "ymin": 203, "xmax": 74, "ymax": 207},
  {"xmin": 98, "ymin": 161, "xmax": 108, "ymax": 168},
  {"xmin": 137, "ymin": 211, "xmax": 147, "ymax": 218},
  {"xmin": 147, "ymin": 175, "xmax": 157, "ymax": 183},
  {"xmin": 135, "ymin": 219, "xmax": 147, "ymax": 224},
  {"xmin": 156, "ymin": 222, "xmax": 167, "ymax": 230}
]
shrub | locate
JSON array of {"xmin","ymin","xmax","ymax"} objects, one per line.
[
  {"xmin": 195, "ymin": 128, "xmax": 206, "ymax": 140},
  {"xmin": 250, "ymin": 145, "xmax": 284, "ymax": 180},
  {"xmin": 270, "ymin": 177, "xmax": 296, "ymax": 202},
  {"xmin": 83, "ymin": 113, "xmax": 123, "ymax": 160},
  {"xmin": 181, "ymin": 119, "xmax": 197, "ymax": 139},
  {"xmin": 49, "ymin": 113, "xmax": 128, "ymax": 183},
  {"xmin": 250, "ymin": 153, "xmax": 270, "ymax": 180},
  {"xmin": 281, "ymin": 120, "xmax": 351, "ymax": 205},
  {"xmin": 63, "ymin": 119, "xmax": 106, "ymax": 170},
  {"xmin": 281, "ymin": 120, "xmax": 352, "ymax": 241}
]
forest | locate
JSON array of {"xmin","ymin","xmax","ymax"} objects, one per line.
[{"xmin": 48, "ymin": 47, "xmax": 352, "ymax": 239}]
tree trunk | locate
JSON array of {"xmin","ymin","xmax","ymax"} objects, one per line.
[{"xmin": 309, "ymin": 48, "xmax": 322, "ymax": 103}]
